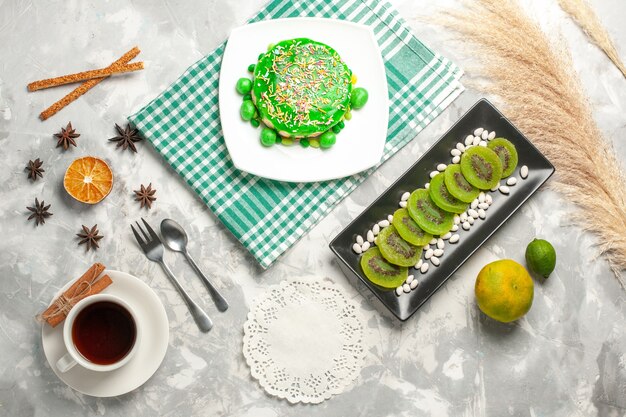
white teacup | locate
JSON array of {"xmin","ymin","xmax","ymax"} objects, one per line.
[{"xmin": 56, "ymin": 294, "xmax": 141, "ymax": 373}]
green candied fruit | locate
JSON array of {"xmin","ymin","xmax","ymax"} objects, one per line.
[
  {"xmin": 338, "ymin": 121, "xmax": 345, "ymax": 129},
  {"xmin": 300, "ymin": 138, "xmax": 310, "ymax": 148},
  {"xmin": 350, "ymin": 87, "xmax": 368, "ymax": 109},
  {"xmin": 332, "ymin": 125, "xmax": 341, "ymax": 134},
  {"xmin": 247, "ymin": 64, "xmax": 255, "ymax": 72},
  {"xmin": 258, "ymin": 53, "xmax": 264, "ymax": 60},
  {"xmin": 236, "ymin": 78, "xmax": 252, "ymax": 95},
  {"xmin": 243, "ymin": 93, "xmax": 252, "ymax": 101},
  {"xmin": 260, "ymin": 128, "xmax": 277, "ymax": 147},
  {"xmin": 319, "ymin": 131, "xmax": 336, "ymax": 149},
  {"xmin": 250, "ymin": 118, "xmax": 260, "ymax": 128},
  {"xmin": 281, "ymin": 138, "xmax": 294, "ymax": 146},
  {"xmin": 344, "ymin": 111, "xmax": 352, "ymax": 121},
  {"xmin": 240, "ymin": 100, "xmax": 255, "ymax": 121},
  {"xmin": 309, "ymin": 139, "xmax": 320, "ymax": 148},
  {"xmin": 275, "ymin": 136, "xmax": 282, "ymax": 144}
]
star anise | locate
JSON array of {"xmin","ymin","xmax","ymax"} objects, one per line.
[
  {"xmin": 26, "ymin": 198, "xmax": 52, "ymax": 226},
  {"xmin": 77, "ymin": 224, "xmax": 104, "ymax": 251},
  {"xmin": 108, "ymin": 123, "xmax": 142, "ymax": 152},
  {"xmin": 25, "ymin": 158, "xmax": 45, "ymax": 181},
  {"xmin": 54, "ymin": 122, "xmax": 80, "ymax": 150},
  {"xmin": 134, "ymin": 183, "xmax": 156, "ymax": 209}
]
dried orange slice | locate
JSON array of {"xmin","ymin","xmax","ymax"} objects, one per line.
[{"xmin": 63, "ymin": 156, "xmax": 113, "ymax": 204}]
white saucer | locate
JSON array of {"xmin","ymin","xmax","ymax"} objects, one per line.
[{"xmin": 41, "ymin": 270, "xmax": 169, "ymax": 397}]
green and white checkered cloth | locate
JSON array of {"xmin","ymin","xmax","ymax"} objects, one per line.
[{"xmin": 129, "ymin": 0, "xmax": 464, "ymax": 268}]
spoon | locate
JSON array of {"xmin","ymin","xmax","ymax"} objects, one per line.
[{"xmin": 160, "ymin": 219, "xmax": 229, "ymax": 312}]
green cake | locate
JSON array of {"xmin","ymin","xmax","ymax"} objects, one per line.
[{"xmin": 252, "ymin": 38, "xmax": 352, "ymax": 139}]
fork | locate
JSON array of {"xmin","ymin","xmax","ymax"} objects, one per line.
[{"xmin": 131, "ymin": 218, "xmax": 213, "ymax": 333}]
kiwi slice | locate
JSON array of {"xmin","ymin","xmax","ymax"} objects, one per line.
[
  {"xmin": 407, "ymin": 189, "xmax": 455, "ymax": 236},
  {"xmin": 460, "ymin": 146, "xmax": 503, "ymax": 190},
  {"xmin": 375, "ymin": 225, "xmax": 421, "ymax": 267},
  {"xmin": 360, "ymin": 247, "xmax": 408, "ymax": 289},
  {"xmin": 429, "ymin": 173, "xmax": 468, "ymax": 214},
  {"xmin": 444, "ymin": 165, "xmax": 480, "ymax": 203},
  {"xmin": 487, "ymin": 138, "xmax": 518, "ymax": 178},
  {"xmin": 392, "ymin": 208, "xmax": 433, "ymax": 246}
]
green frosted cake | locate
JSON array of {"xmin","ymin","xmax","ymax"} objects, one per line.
[{"xmin": 251, "ymin": 38, "xmax": 352, "ymax": 139}]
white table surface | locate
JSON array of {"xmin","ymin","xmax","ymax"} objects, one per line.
[{"xmin": 1, "ymin": 0, "xmax": 625, "ymax": 416}]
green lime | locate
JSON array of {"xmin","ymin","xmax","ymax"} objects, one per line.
[{"xmin": 525, "ymin": 238, "xmax": 556, "ymax": 278}]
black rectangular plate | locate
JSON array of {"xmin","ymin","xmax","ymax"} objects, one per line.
[{"xmin": 329, "ymin": 99, "xmax": 555, "ymax": 321}]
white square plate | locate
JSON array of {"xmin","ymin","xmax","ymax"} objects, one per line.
[{"xmin": 219, "ymin": 18, "xmax": 389, "ymax": 183}]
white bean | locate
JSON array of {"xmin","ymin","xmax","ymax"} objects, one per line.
[
  {"xmin": 474, "ymin": 127, "xmax": 484, "ymax": 136},
  {"xmin": 465, "ymin": 135, "xmax": 474, "ymax": 146},
  {"xmin": 415, "ymin": 259, "xmax": 423, "ymax": 269},
  {"xmin": 473, "ymin": 136, "xmax": 481, "ymax": 146},
  {"xmin": 506, "ymin": 177, "xmax": 517, "ymax": 186},
  {"xmin": 437, "ymin": 238, "xmax": 445, "ymax": 249},
  {"xmin": 488, "ymin": 131, "xmax": 496, "ymax": 140},
  {"xmin": 442, "ymin": 232, "xmax": 452, "ymax": 240},
  {"xmin": 499, "ymin": 185, "xmax": 510, "ymax": 194},
  {"xmin": 420, "ymin": 263, "xmax": 429, "ymax": 273},
  {"xmin": 367, "ymin": 230, "xmax": 375, "ymax": 242},
  {"xmin": 423, "ymin": 244, "xmax": 430, "ymax": 251},
  {"xmin": 478, "ymin": 202, "xmax": 489, "ymax": 210},
  {"xmin": 356, "ymin": 235, "xmax": 364, "ymax": 245},
  {"xmin": 433, "ymin": 248, "xmax": 444, "ymax": 257},
  {"xmin": 460, "ymin": 212, "xmax": 468, "ymax": 222},
  {"xmin": 430, "ymin": 171, "xmax": 438, "ymax": 179},
  {"xmin": 478, "ymin": 208, "xmax": 486, "ymax": 219},
  {"xmin": 456, "ymin": 143, "xmax": 466, "ymax": 152},
  {"xmin": 378, "ymin": 219, "xmax": 390, "ymax": 227},
  {"xmin": 425, "ymin": 249, "xmax": 434, "ymax": 259},
  {"xmin": 388, "ymin": 214, "xmax": 394, "ymax": 222},
  {"xmin": 471, "ymin": 200, "xmax": 479, "ymax": 209},
  {"xmin": 479, "ymin": 140, "xmax": 487, "ymax": 147},
  {"xmin": 396, "ymin": 286, "xmax": 403, "ymax": 296},
  {"xmin": 406, "ymin": 274, "xmax": 414, "ymax": 284},
  {"xmin": 490, "ymin": 184, "xmax": 499, "ymax": 192},
  {"xmin": 437, "ymin": 163, "xmax": 447, "ymax": 172},
  {"xmin": 468, "ymin": 216, "xmax": 475, "ymax": 225},
  {"xmin": 361, "ymin": 241, "xmax": 371, "ymax": 251},
  {"xmin": 449, "ymin": 234, "xmax": 460, "ymax": 243},
  {"xmin": 425, "ymin": 183, "xmax": 430, "ymax": 189},
  {"xmin": 452, "ymin": 155, "xmax": 461, "ymax": 164},
  {"xmin": 481, "ymin": 130, "xmax": 489, "ymax": 140},
  {"xmin": 403, "ymin": 284, "xmax": 411, "ymax": 293},
  {"xmin": 451, "ymin": 224, "xmax": 459, "ymax": 232},
  {"xmin": 468, "ymin": 209, "xmax": 479, "ymax": 219},
  {"xmin": 400, "ymin": 192, "xmax": 410, "ymax": 202},
  {"xmin": 429, "ymin": 238, "xmax": 437, "ymax": 245},
  {"xmin": 478, "ymin": 192, "xmax": 486, "ymax": 203},
  {"xmin": 451, "ymin": 149, "xmax": 462, "ymax": 157},
  {"xmin": 521, "ymin": 165, "xmax": 529, "ymax": 179},
  {"xmin": 410, "ymin": 279, "xmax": 418, "ymax": 289},
  {"xmin": 485, "ymin": 194, "xmax": 493, "ymax": 204},
  {"xmin": 399, "ymin": 201, "xmax": 407, "ymax": 208},
  {"xmin": 431, "ymin": 257, "xmax": 440, "ymax": 266},
  {"xmin": 462, "ymin": 221, "xmax": 471, "ymax": 230},
  {"xmin": 454, "ymin": 215, "xmax": 461, "ymax": 225},
  {"xmin": 372, "ymin": 224, "xmax": 380, "ymax": 235},
  {"xmin": 352, "ymin": 243, "xmax": 362, "ymax": 254}
]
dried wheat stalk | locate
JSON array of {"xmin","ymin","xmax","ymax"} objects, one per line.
[
  {"xmin": 432, "ymin": 0, "xmax": 626, "ymax": 282},
  {"xmin": 558, "ymin": 0, "xmax": 626, "ymax": 78}
]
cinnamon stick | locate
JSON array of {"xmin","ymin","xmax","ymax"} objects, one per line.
[
  {"xmin": 40, "ymin": 263, "xmax": 114, "ymax": 327},
  {"xmin": 39, "ymin": 46, "xmax": 141, "ymax": 121},
  {"xmin": 28, "ymin": 62, "xmax": 144, "ymax": 92}
]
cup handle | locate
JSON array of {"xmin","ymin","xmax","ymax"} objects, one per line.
[{"xmin": 56, "ymin": 353, "xmax": 77, "ymax": 373}]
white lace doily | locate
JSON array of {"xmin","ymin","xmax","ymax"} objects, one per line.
[{"xmin": 242, "ymin": 277, "xmax": 366, "ymax": 404}]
